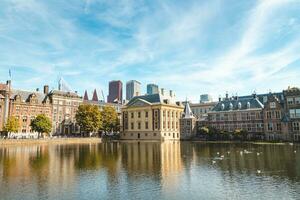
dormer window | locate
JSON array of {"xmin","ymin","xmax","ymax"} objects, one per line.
[
  {"xmin": 221, "ymin": 103, "xmax": 225, "ymax": 110},
  {"xmin": 238, "ymin": 102, "xmax": 242, "ymax": 109},
  {"xmin": 229, "ymin": 103, "xmax": 233, "ymax": 110},
  {"xmin": 247, "ymin": 102, "xmax": 251, "ymax": 109},
  {"xmin": 270, "ymin": 102, "xmax": 276, "ymax": 109}
]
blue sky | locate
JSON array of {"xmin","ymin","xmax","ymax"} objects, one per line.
[{"xmin": 0, "ymin": 0, "xmax": 300, "ymax": 102}]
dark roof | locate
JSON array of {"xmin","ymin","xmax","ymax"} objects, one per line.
[
  {"xmin": 281, "ymin": 114, "xmax": 290, "ymax": 123},
  {"xmin": 127, "ymin": 94, "xmax": 162, "ymax": 106},
  {"xmin": 49, "ymin": 90, "xmax": 80, "ymax": 98},
  {"xmin": 10, "ymin": 90, "xmax": 47, "ymax": 103},
  {"xmin": 212, "ymin": 97, "xmax": 264, "ymax": 112},
  {"xmin": 239, "ymin": 92, "xmax": 284, "ymax": 103}
]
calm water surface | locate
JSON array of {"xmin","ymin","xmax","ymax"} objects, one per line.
[{"xmin": 0, "ymin": 141, "xmax": 300, "ymax": 200}]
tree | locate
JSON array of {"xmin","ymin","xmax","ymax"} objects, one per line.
[
  {"xmin": 4, "ymin": 116, "xmax": 19, "ymax": 136},
  {"xmin": 30, "ymin": 114, "xmax": 52, "ymax": 138},
  {"xmin": 101, "ymin": 106, "xmax": 119, "ymax": 133},
  {"xmin": 75, "ymin": 104, "xmax": 102, "ymax": 135}
]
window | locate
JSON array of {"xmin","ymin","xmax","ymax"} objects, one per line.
[
  {"xmin": 145, "ymin": 122, "xmax": 148, "ymax": 129},
  {"xmin": 287, "ymin": 98, "xmax": 294, "ymax": 105},
  {"xmin": 296, "ymin": 97, "xmax": 300, "ymax": 104},
  {"xmin": 266, "ymin": 111, "xmax": 271, "ymax": 119},
  {"xmin": 276, "ymin": 123, "xmax": 281, "ymax": 131},
  {"xmin": 290, "ymin": 109, "xmax": 300, "ymax": 118},
  {"xmin": 138, "ymin": 122, "xmax": 141, "ymax": 129},
  {"xmin": 22, "ymin": 116, "xmax": 27, "ymax": 123},
  {"xmin": 293, "ymin": 122, "xmax": 299, "ymax": 131},
  {"xmin": 153, "ymin": 133, "xmax": 157, "ymax": 136},
  {"xmin": 275, "ymin": 111, "xmax": 281, "ymax": 119},
  {"xmin": 131, "ymin": 122, "xmax": 134, "ymax": 129},
  {"xmin": 145, "ymin": 133, "xmax": 148, "ymax": 137},
  {"xmin": 270, "ymin": 102, "xmax": 276, "ymax": 108},
  {"xmin": 267, "ymin": 123, "xmax": 273, "ymax": 131},
  {"xmin": 138, "ymin": 112, "xmax": 141, "ymax": 118},
  {"xmin": 145, "ymin": 111, "xmax": 148, "ymax": 118},
  {"xmin": 131, "ymin": 112, "xmax": 134, "ymax": 118}
]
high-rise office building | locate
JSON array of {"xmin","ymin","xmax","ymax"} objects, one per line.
[
  {"xmin": 107, "ymin": 80, "xmax": 123, "ymax": 103},
  {"xmin": 126, "ymin": 80, "xmax": 141, "ymax": 101},
  {"xmin": 147, "ymin": 84, "xmax": 159, "ymax": 95},
  {"xmin": 200, "ymin": 94, "xmax": 213, "ymax": 103}
]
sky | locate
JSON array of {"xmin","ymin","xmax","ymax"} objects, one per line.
[{"xmin": 0, "ymin": 0, "xmax": 300, "ymax": 102}]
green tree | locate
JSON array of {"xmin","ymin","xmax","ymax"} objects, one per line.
[
  {"xmin": 75, "ymin": 104, "xmax": 102, "ymax": 135},
  {"xmin": 4, "ymin": 116, "xmax": 19, "ymax": 134},
  {"xmin": 30, "ymin": 114, "xmax": 52, "ymax": 138},
  {"xmin": 101, "ymin": 106, "xmax": 119, "ymax": 133}
]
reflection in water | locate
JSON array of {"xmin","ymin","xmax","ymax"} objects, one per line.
[{"xmin": 0, "ymin": 142, "xmax": 300, "ymax": 200}]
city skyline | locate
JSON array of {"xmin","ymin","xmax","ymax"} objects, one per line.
[{"xmin": 0, "ymin": 0, "xmax": 300, "ymax": 102}]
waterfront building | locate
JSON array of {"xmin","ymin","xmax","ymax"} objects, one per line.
[
  {"xmin": 283, "ymin": 87, "xmax": 300, "ymax": 141},
  {"xmin": 190, "ymin": 102, "xmax": 217, "ymax": 120},
  {"xmin": 180, "ymin": 101, "xmax": 197, "ymax": 140},
  {"xmin": 0, "ymin": 81, "xmax": 10, "ymax": 131},
  {"xmin": 200, "ymin": 94, "xmax": 213, "ymax": 103},
  {"xmin": 48, "ymin": 89, "xmax": 82, "ymax": 136},
  {"xmin": 126, "ymin": 80, "xmax": 141, "ymax": 101},
  {"xmin": 107, "ymin": 80, "xmax": 123, "ymax": 103},
  {"xmin": 147, "ymin": 84, "xmax": 159, "ymax": 95},
  {"xmin": 207, "ymin": 93, "xmax": 265, "ymax": 139},
  {"xmin": 9, "ymin": 87, "xmax": 52, "ymax": 133},
  {"xmin": 263, "ymin": 94, "xmax": 289, "ymax": 141},
  {"xmin": 121, "ymin": 93, "xmax": 183, "ymax": 140}
]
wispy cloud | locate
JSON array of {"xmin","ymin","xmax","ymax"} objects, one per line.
[{"xmin": 0, "ymin": 0, "xmax": 299, "ymax": 102}]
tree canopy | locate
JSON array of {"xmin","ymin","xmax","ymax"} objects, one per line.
[
  {"xmin": 30, "ymin": 114, "xmax": 52, "ymax": 136},
  {"xmin": 4, "ymin": 116, "xmax": 19, "ymax": 133},
  {"xmin": 101, "ymin": 106, "xmax": 119, "ymax": 133},
  {"xmin": 75, "ymin": 104, "xmax": 102, "ymax": 134}
]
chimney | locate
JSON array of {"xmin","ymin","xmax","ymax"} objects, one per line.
[
  {"xmin": 43, "ymin": 85, "xmax": 49, "ymax": 94},
  {"xmin": 169, "ymin": 90, "xmax": 173, "ymax": 97},
  {"xmin": 225, "ymin": 91, "xmax": 229, "ymax": 99},
  {"xmin": 161, "ymin": 88, "xmax": 165, "ymax": 96}
]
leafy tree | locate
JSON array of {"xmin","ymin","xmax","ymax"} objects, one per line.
[
  {"xmin": 75, "ymin": 104, "xmax": 102, "ymax": 135},
  {"xmin": 101, "ymin": 106, "xmax": 119, "ymax": 133},
  {"xmin": 4, "ymin": 116, "xmax": 19, "ymax": 133},
  {"xmin": 30, "ymin": 114, "xmax": 52, "ymax": 138}
]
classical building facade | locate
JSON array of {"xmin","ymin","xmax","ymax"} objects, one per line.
[
  {"xmin": 180, "ymin": 101, "xmax": 197, "ymax": 140},
  {"xmin": 283, "ymin": 87, "xmax": 300, "ymax": 141},
  {"xmin": 48, "ymin": 90, "xmax": 82, "ymax": 136},
  {"xmin": 121, "ymin": 94, "xmax": 184, "ymax": 140},
  {"xmin": 207, "ymin": 94, "xmax": 265, "ymax": 138}
]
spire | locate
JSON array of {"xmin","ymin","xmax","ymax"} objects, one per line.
[
  {"xmin": 83, "ymin": 90, "xmax": 89, "ymax": 101},
  {"xmin": 92, "ymin": 89, "xmax": 99, "ymax": 101},
  {"xmin": 183, "ymin": 101, "xmax": 194, "ymax": 119}
]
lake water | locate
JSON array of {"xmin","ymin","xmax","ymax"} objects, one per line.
[{"xmin": 0, "ymin": 141, "xmax": 299, "ymax": 200}]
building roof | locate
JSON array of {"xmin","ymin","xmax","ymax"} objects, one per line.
[
  {"xmin": 10, "ymin": 89, "xmax": 47, "ymax": 103},
  {"xmin": 127, "ymin": 93, "xmax": 162, "ymax": 105},
  {"xmin": 49, "ymin": 90, "xmax": 81, "ymax": 98},
  {"xmin": 212, "ymin": 96, "xmax": 264, "ymax": 112},
  {"xmin": 182, "ymin": 101, "xmax": 195, "ymax": 119}
]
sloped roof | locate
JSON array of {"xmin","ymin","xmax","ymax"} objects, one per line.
[
  {"xmin": 0, "ymin": 83, "xmax": 8, "ymax": 91},
  {"xmin": 10, "ymin": 90, "xmax": 47, "ymax": 103},
  {"xmin": 127, "ymin": 94, "xmax": 162, "ymax": 106},
  {"xmin": 212, "ymin": 97, "xmax": 264, "ymax": 112},
  {"xmin": 183, "ymin": 101, "xmax": 194, "ymax": 118},
  {"xmin": 49, "ymin": 90, "xmax": 80, "ymax": 97}
]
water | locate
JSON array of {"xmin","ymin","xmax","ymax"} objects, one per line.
[{"xmin": 0, "ymin": 141, "xmax": 299, "ymax": 200}]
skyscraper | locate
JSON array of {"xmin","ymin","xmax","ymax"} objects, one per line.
[
  {"xmin": 200, "ymin": 94, "xmax": 213, "ymax": 103},
  {"xmin": 107, "ymin": 80, "xmax": 123, "ymax": 103},
  {"xmin": 147, "ymin": 84, "xmax": 159, "ymax": 95},
  {"xmin": 126, "ymin": 80, "xmax": 141, "ymax": 100}
]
